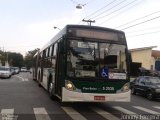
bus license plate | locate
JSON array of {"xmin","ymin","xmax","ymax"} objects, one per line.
[{"xmin": 94, "ymin": 96, "xmax": 105, "ymax": 101}]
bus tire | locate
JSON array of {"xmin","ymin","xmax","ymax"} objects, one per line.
[
  {"xmin": 49, "ymin": 82, "xmax": 56, "ymax": 100},
  {"xmin": 38, "ymin": 71, "xmax": 41, "ymax": 87},
  {"xmin": 38, "ymin": 83, "xmax": 42, "ymax": 87}
]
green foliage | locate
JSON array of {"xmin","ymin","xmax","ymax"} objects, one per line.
[
  {"xmin": 8, "ymin": 52, "xmax": 24, "ymax": 67},
  {"xmin": 0, "ymin": 51, "xmax": 7, "ymax": 66},
  {"xmin": 0, "ymin": 50, "xmax": 24, "ymax": 67},
  {"xmin": 0, "ymin": 48, "xmax": 39, "ymax": 68},
  {"xmin": 24, "ymin": 48, "xmax": 39, "ymax": 69}
]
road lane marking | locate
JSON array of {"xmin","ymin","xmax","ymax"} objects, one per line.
[
  {"xmin": 62, "ymin": 107, "xmax": 87, "ymax": 120},
  {"xmin": 90, "ymin": 107, "xmax": 120, "ymax": 120},
  {"xmin": 15, "ymin": 75, "xmax": 25, "ymax": 81},
  {"xmin": 153, "ymin": 106, "xmax": 160, "ymax": 110},
  {"xmin": 24, "ymin": 78, "xmax": 29, "ymax": 81},
  {"xmin": 133, "ymin": 106, "xmax": 159, "ymax": 114},
  {"xmin": 113, "ymin": 106, "xmax": 136, "ymax": 114},
  {"xmin": 1, "ymin": 109, "xmax": 14, "ymax": 114},
  {"xmin": 1, "ymin": 109, "xmax": 15, "ymax": 120},
  {"xmin": 113, "ymin": 106, "xmax": 151, "ymax": 120},
  {"xmin": 33, "ymin": 107, "xmax": 51, "ymax": 120}
]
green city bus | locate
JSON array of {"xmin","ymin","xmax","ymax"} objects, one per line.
[{"xmin": 33, "ymin": 25, "xmax": 131, "ymax": 102}]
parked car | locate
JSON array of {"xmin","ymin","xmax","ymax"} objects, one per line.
[
  {"xmin": 21, "ymin": 67, "xmax": 27, "ymax": 72},
  {"xmin": 14, "ymin": 67, "xmax": 20, "ymax": 74},
  {"xmin": 10, "ymin": 67, "xmax": 16, "ymax": 75},
  {"xmin": 131, "ymin": 76, "xmax": 160, "ymax": 100},
  {"xmin": 10, "ymin": 67, "xmax": 20, "ymax": 74},
  {"xmin": 0, "ymin": 66, "xmax": 12, "ymax": 78}
]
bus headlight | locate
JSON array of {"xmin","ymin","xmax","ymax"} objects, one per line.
[
  {"xmin": 123, "ymin": 85, "xmax": 129, "ymax": 91},
  {"xmin": 117, "ymin": 82, "xmax": 130, "ymax": 93},
  {"xmin": 65, "ymin": 80, "xmax": 75, "ymax": 91}
]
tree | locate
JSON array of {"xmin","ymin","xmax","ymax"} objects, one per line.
[
  {"xmin": 0, "ymin": 50, "xmax": 24, "ymax": 67},
  {"xmin": 0, "ymin": 50, "xmax": 8, "ymax": 66},
  {"xmin": 24, "ymin": 48, "xmax": 39, "ymax": 69},
  {"xmin": 8, "ymin": 52, "xmax": 24, "ymax": 67}
]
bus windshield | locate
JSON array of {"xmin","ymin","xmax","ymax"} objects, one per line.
[{"xmin": 67, "ymin": 40, "xmax": 127, "ymax": 78}]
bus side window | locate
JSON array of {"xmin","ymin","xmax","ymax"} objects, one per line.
[
  {"xmin": 47, "ymin": 47, "xmax": 50, "ymax": 57},
  {"xmin": 51, "ymin": 43, "xmax": 58, "ymax": 68},
  {"xmin": 43, "ymin": 50, "xmax": 46, "ymax": 58},
  {"xmin": 49, "ymin": 46, "xmax": 53, "ymax": 57},
  {"xmin": 53, "ymin": 43, "xmax": 57, "ymax": 57},
  {"xmin": 51, "ymin": 44, "xmax": 54, "ymax": 57},
  {"xmin": 46, "ymin": 49, "xmax": 48, "ymax": 58}
]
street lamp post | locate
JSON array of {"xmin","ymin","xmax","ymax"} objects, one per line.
[
  {"xmin": 76, "ymin": 4, "xmax": 86, "ymax": 9},
  {"xmin": 53, "ymin": 26, "xmax": 61, "ymax": 30}
]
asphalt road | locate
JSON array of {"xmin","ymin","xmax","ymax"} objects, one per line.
[{"xmin": 0, "ymin": 73, "xmax": 160, "ymax": 120}]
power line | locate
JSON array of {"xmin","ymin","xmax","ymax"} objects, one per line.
[
  {"xmin": 89, "ymin": 0, "xmax": 128, "ymax": 20},
  {"xmin": 70, "ymin": 0, "xmax": 78, "ymax": 5},
  {"xmin": 126, "ymin": 30, "xmax": 160, "ymax": 38},
  {"xmin": 116, "ymin": 10, "xmax": 160, "ymax": 29},
  {"xmin": 85, "ymin": 0, "xmax": 95, "ymax": 6},
  {"xmin": 121, "ymin": 15, "xmax": 160, "ymax": 30},
  {"xmin": 78, "ymin": 0, "xmax": 117, "ymax": 24},
  {"xmin": 126, "ymin": 26, "xmax": 160, "ymax": 33},
  {"xmin": 70, "ymin": 0, "xmax": 93, "ymax": 6},
  {"xmin": 84, "ymin": 0, "xmax": 118, "ymax": 19},
  {"xmin": 95, "ymin": 0, "xmax": 138, "ymax": 20},
  {"xmin": 98, "ymin": 0, "xmax": 142, "ymax": 25}
]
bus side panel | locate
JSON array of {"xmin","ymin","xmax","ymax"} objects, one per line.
[{"xmin": 41, "ymin": 68, "xmax": 48, "ymax": 90}]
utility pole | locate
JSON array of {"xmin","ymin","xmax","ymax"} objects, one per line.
[{"xmin": 82, "ymin": 19, "xmax": 95, "ymax": 26}]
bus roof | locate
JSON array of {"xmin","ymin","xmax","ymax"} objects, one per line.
[{"xmin": 39, "ymin": 25, "xmax": 125, "ymax": 53}]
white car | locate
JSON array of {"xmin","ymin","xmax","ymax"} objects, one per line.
[
  {"xmin": 0, "ymin": 66, "xmax": 12, "ymax": 78},
  {"xmin": 14, "ymin": 67, "xmax": 20, "ymax": 74},
  {"xmin": 21, "ymin": 67, "xmax": 27, "ymax": 72},
  {"xmin": 11, "ymin": 67, "xmax": 20, "ymax": 74}
]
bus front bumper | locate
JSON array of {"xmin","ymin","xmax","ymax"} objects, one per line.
[{"xmin": 62, "ymin": 87, "xmax": 131, "ymax": 102}]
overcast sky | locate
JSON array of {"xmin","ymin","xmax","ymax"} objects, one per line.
[{"xmin": 0, "ymin": 0, "xmax": 160, "ymax": 56}]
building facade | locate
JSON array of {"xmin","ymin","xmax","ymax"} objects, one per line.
[{"xmin": 130, "ymin": 46, "xmax": 160, "ymax": 71}]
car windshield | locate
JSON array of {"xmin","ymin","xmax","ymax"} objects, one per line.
[
  {"xmin": 0, "ymin": 67, "xmax": 10, "ymax": 71},
  {"xmin": 67, "ymin": 40, "xmax": 127, "ymax": 78}
]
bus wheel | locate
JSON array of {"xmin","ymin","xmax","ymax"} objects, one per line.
[
  {"xmin": 49, "ymin": 82, "xmax": 56, "ymax": 100},
  {"xmin": 38, "ymin": 83, "xmax": 42, "ymax": 87}
]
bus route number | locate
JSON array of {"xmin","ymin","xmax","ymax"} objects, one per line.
[{"xmin": 102, "ymin": 87, "xmax": 114, "ymax": 91}]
